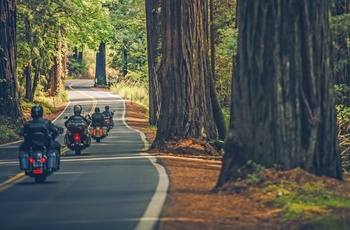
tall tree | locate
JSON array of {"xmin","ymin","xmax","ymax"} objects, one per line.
[
  {"xmin": 209, "ymin": 0, "xmax": 227, "ymax": 141},
  {"xmin": 145, "ymin": 0, "xmax": 160, "ymax": 126},
  {"xmin": 95, "ymin": 42, "xmax": 107, "ymax": 86},
  {"xmin": 217, "ymin": 1, "xmax": 342, "ymax": 187},
  {"xmin": 151, "ymin": 0, "xmax": 217, "ymax": 149},
  {"xmin": 0, "ymin": 0, "xmax": 22, "ymax": 118}
]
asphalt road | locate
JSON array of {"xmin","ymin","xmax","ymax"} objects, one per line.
[{"xmin": 0, "ymin": 79, "xmax": 169, "ymax": 230}]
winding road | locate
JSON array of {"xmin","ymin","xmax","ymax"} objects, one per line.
[{"xmin": 0, "ymin": 79, "xmax": 169, "ymax": 230}]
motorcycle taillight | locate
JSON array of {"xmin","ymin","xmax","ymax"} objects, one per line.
[
  {"xmin": 105, "ymin": 120, "xmax": 110, "ymax": 125},
  {"xmin": 74, "ymin": 133, "xmax": 81, "ymax": 141}
]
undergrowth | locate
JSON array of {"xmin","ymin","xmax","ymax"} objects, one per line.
[{"xmin": 0, "ymin": 91, "xmax": 68, "ymax": 145}]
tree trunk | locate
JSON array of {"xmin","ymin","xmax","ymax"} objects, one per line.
[
  {"xmin": 151, "ymin": 0, "xmax": 217, "ymax": 148},
  {"xmin": 0, "ymin": 0, "xmax": 22, "ymax": 118},
  {"xmin": 145, "ymin": 0, "xmax": 160, "ymax": 126},
  {"xmin": 23, "ymin": 15, "xmax": 33, "ymax": 101},
  {"xmin": 217, "ymin": 1, "xmax": 342, "ymax": 187},
  {"xmin": 209, "ymin": 0, "xmax": 227, "ymax": 141},
  {"xmin": 49, "ymin": 27, "xmax": 63, "ymax": 96},
  {"xmin": 95, "ymin": 42, "xmax": 106, "ymax": 86},
  {"xmin": 32, "ymin": 60, "xmax": 40, "ymax": 97}
]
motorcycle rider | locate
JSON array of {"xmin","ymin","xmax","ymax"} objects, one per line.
[
  {"xmin": 19, "ymin": 105, "xmax": 63, "ymax": 157},
  {"xmin": 102, "ymin": 105, "xmax": 114, "ymax": 128},
  {"xmin": 91, "ymin": 107, "xmax": 105, "ymax": 128},
  {"xmin": 64, "ymin": 104, "xmax": 91, "ymax": 146}
]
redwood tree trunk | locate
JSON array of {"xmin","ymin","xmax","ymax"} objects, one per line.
[
  {"xmin": 95, "ymin": 42, "xmax": 106, "ymax": 86},
  {"xmin": 0, "ymin": 0, "xmax": 22, "ymax": 118},
  {"xmin": 217, "ymin": 1, "xmax": 342, "ymax": 187},
  {"xmin": 151, "ymin": 0, "xmax": 217, "ymax": 147}
]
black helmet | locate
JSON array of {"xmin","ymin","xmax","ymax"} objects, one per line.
[
  {"xmin": 95, "ymin": 107, "xmax": 100, "ymax": 113},
  {"xmin": 73, "ymin": 104, "xmax": 82, "ymax": 115},
  {"xmin": 105, "ymin": 105, "xmax": 109, "ymax": 111},
  {"xmin": 31, "ymin": 105, "xmax": 43, "ymax": 119}
]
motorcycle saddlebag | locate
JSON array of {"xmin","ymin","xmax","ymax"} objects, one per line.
[
  {"xmin": 19, "ymin": 151, "xmax": 29, "ymax": 170},
  {"xmin": 102, "ymin": 127, "xmax": 107, "ymax": 135},
  {"xmin": 47, "ymin": 150, "xmax": 59, "ymax": 169}
]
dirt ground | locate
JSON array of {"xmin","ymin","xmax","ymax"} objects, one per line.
[
  {"xmin": 122, "ymin": 100, "xmax": 350, "ymax": 230},
  {"xmin": 40, "ymin": 87, "xmax": 350, "ymax": 230}
]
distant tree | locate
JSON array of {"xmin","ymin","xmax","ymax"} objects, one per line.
[
  {"xmin": 95, "ymin": 42, "xmax": 107, "ymax": 86},
  {"xmin": 217, "ymin": 1, "xmax": 342, "ymax": 187},
  {"xmin": 151, "ymin": 0, "xmax": 217, "ymax": 149},
  {"xmin": 145, "ymin": 0, "xmax": 160, "ymax": 126},
  {"xmin": 0, "ymin": 0, "xmax": 22, "ymax": 118}
]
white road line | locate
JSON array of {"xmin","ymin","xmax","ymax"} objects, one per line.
[{"xmin": 118, "ymin": 98, "xmax": 170, "ymax": 230}]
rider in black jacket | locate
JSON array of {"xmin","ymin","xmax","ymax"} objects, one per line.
[
  {"xmin": 91, "ymin": 107, "xmax": 105, "ymax": 127},
  {"xmin": 19, "ymin": 105, "xmax": 63, "ymax": 154},
  {"xmin": 64, "ymin": 104, "xmax": 91, "ymax": 146},
  {"xmin": 102, "ymin": 105, "xmax": 114, "ymax": 128}
]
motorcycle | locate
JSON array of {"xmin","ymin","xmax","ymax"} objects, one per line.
[
  {"xmin": 89, "ymin": 122, "xmax": 108, "ymax": 143},
  {"xmin": 19, "ymin": 128, "xmax": 60, "ymax": 183},
  {"xmin": 104, "ymin": 117, "xmax": 112, "ymax": 132},
  {"xmin": 64, "ymin": 119, "xmax": 91, "ymax": 155}
]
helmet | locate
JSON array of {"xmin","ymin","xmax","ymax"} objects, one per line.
[
  {"xmin": 95, "ymin": 107, "xmax": 100, "ymax": 113},
  {"xmin": 73, "ymin": 105, "xmax": 82, "ymax": 115},
  {"xmin": 31, "ymin": 105, "xmax": 43, "ymax": 119},
  {"xmin": 105, "ymin": 105, "xmax": 109, "ymax": 111}
]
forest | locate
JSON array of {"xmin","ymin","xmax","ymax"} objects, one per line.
[{"xmin": 2, "ymin": 0, "xmax": 350, "ymax": 227}]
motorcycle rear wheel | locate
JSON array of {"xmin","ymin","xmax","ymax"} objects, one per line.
[{"xmin": 75, "ymin": 149, "xmax": 81, "ymax": 155}]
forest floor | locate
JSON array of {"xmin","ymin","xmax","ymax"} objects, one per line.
[
  {"xmin": 8, "ymin": 86, "xmax": 350, "ymax": 230},
  {"xmin": 123, "ymin": 99, "xmax": 350, "ymax": 230}
]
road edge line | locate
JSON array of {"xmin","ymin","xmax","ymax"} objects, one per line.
[{"xmin": 120, "ymin": 97, "xmax": 169, "ymax": 230}]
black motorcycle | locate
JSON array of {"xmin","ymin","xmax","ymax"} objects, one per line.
[
  {"xmin": 19, "ymin": 127, "xmax": 61, "ymax": 183},
  {"xmin": 64, "ymin": 121, "xmax": 91, "ymax": 155}
]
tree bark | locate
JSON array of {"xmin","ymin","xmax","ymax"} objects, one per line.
[
  {"xmin": 49, "ymin": 27, "xmax": 63, "ymax": 96},
  {"xmin": 145, "ymin": 0, "xmax": 160, "ymax": 126},
  {"xmin": 209, "ymin": 0, "xmax": 227, "ymax": 141},
  {"xmin": 151, "ymin": 0, "xmax": 217, "ymax": 148},
  {"xmin": 217, "ymin": 1, "xmax": 342, "ymax": 187},
  {"xmin": 0, "ymin": 0, "xmax": 22, "ymax": 118},
  {"xmin": 95, "ymin": 42, "xmax": 106, "ymax": 86}
]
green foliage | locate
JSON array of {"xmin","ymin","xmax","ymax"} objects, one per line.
[
  {"xmin": 213, "ymin": 0, "xmax": 237, "ymax": 108},
  {"xmin": 21, "ymin": 90, "xmax": 68, "ymax": 116},
  {"xmin": 331, "ymin": 13, "xmax": 350, "ymax": 37},
  {"xmin": 0, "ymin": 125, "xmax": 18, "ymax": 144},
  {"xmin": 335, "ymin": 84, "xmax": 350, "ymax": 171},
  {"xmin": 107, "ymin": 0, "xmax": 147, "ymax": 80},
  {"xmin": 68, "ymin": 57, "xmax": 87, "ymax": 77},
  {"xmin": 336, "ymin": 105, "xmax": 350, "ymax": 171},
  {"xmin": 110, "ymin": 80, "xmax": 149, "ymax": 108},
  {"xmin": 263, "ymin": 179, "xmax": 350, "ymax": 227},
  {"xmin": 16, "ymin": 0, "xmax": 114, "ymax": 97}
]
